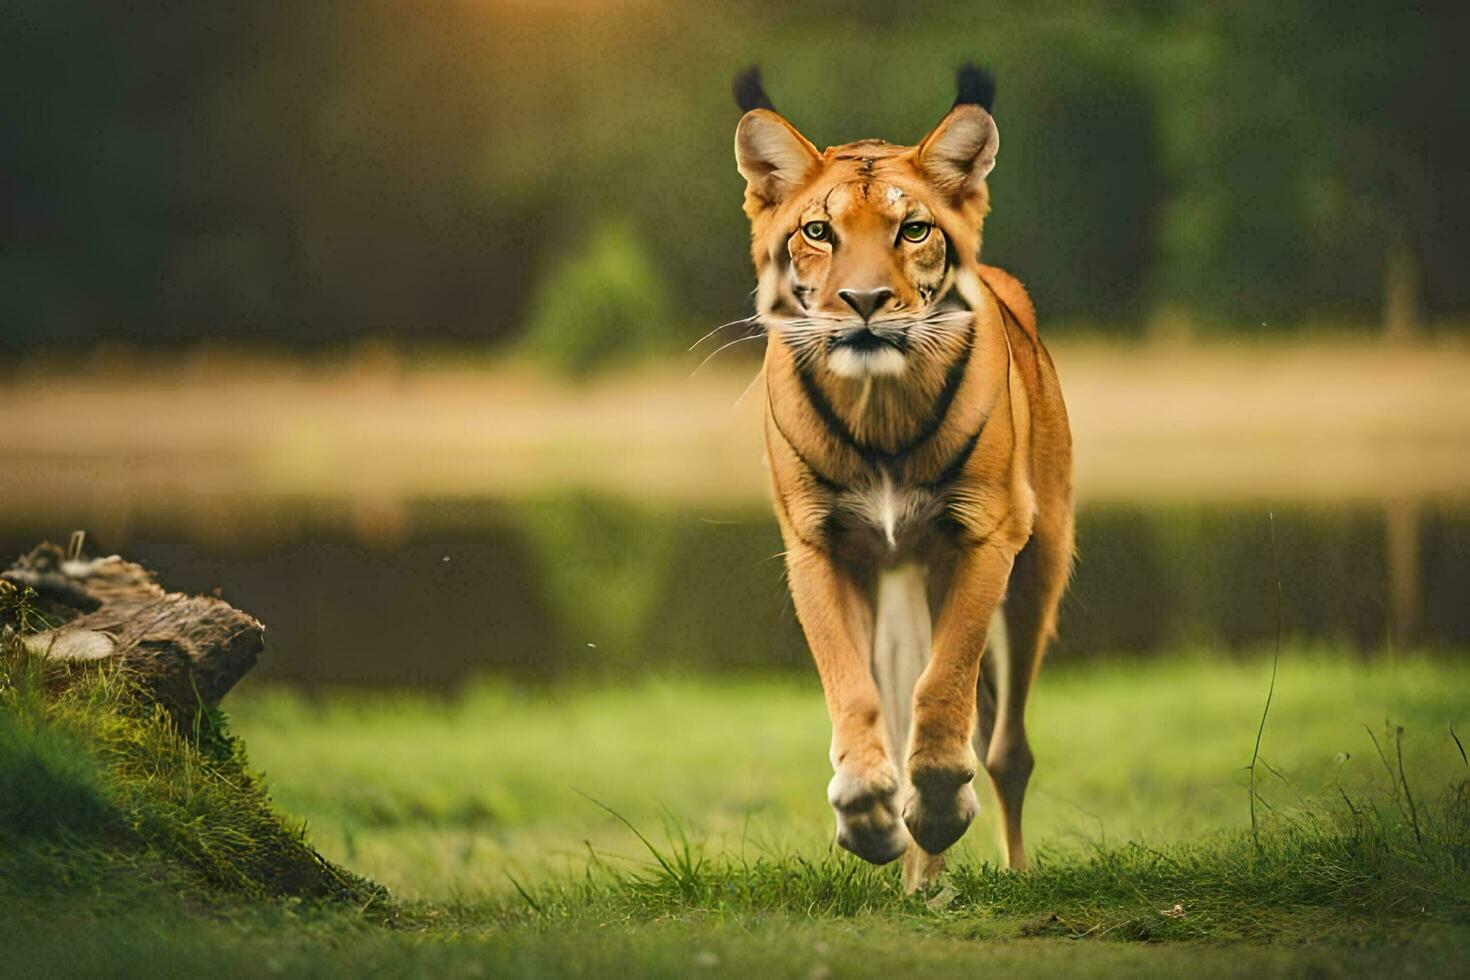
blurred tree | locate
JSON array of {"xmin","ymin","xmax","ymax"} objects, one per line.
[
  {"xmin": 513, "ymin": 495, "xmax": 680, "ymax": 666},
  {"xmin": 1150, "ymin": 0, "xmax": 1470, "ymax": 330},
  {"xmin": 2, "ymin": 3, "xmax": 197, "ymax": 339},
  {"xmin": 984, "ymin": 29, "xmax": 1167, "ymax": 327},
  {"xmin": 1, "ymin": 1, "xmax": 1464, "ymax": 352},
  {"xmin": 519, "ymin": 217, "xmax": 673, "ymax": 376}
]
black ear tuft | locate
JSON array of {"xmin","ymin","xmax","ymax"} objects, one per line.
[
  {"xmin": 733, "ymin": 65, "xmax": 776, "ymax": 113},
  {"xmin": 953, "ymin": 63, "xmax": 996, "ymax": 112}
]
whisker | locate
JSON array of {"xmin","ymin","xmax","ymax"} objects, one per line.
[
  {"xmin": 691, "ymin": 330, "xmax": 766, "ymax": 377},
  {"xmin": 689, "ymin": 314, "xmax": 761, "ymax": 352},
  {"xmin": 732, "ymin": 363, "xmax": 766, "ymax": 409},
  {"xmin": 767, "ymin": 317, "xmax": 842, "ymax": 336}
]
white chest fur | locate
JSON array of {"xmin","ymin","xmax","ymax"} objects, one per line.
[{"xmin": 836, "ymin": 472, "xmax": 944, "ymax": 554}]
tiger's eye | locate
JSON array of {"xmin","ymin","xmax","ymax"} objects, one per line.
[
  {"xmin": 802, "ymin": 221, "xmax": 830, "ymax": 242},
  {"xmin": 900, "ymin": 222, "xmax": 931, "ymax": 243}
]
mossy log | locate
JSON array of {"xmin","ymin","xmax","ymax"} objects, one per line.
[{"xmin": 2, "ymin": 543, "xmax": 263, "ymax": 728}]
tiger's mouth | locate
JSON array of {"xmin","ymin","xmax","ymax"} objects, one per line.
[
  {"xmin": 826, "ymin": 326, "xmax": 908, "ymax": 378},
  {"xmin": 829, "ymin": 326, "xmax": 905, "ymax": 354}
]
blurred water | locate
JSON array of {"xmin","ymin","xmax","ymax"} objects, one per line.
[{"xmin": 2, "ymin": 497, "xmax": 1464, "ymax": 688}]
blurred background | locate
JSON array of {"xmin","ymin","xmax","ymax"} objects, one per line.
[{"xmin": 2, "ymin": 0, "xmax": 1468, "ymax": 688}]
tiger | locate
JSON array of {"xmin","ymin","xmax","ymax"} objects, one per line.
[{"xmin": 731, "ymin": 65, "xmax": 1074, "ymax": 891}]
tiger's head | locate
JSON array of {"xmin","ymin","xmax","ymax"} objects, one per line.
[{"xmin": 734, "ymin": 67, "xmax": 998, "ymax": 379}]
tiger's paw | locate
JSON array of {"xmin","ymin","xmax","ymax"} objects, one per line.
[
  {"xmin": 828, "ymin": 766, "xmax": 911, "ymax": 865},
  {"xmin": 902, "ymin": 760, "xmax": 979, "ymax": 855}
]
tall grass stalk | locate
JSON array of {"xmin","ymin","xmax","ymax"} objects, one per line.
[{"xmin": 1248, "ymin": 510, "xmax": 1285, "ymax": 849}]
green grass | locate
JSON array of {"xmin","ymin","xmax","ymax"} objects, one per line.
[
  {"xmin": 0, "ymin": 643, "xmax": 378, "ymax": 914},
  {"xmin": 229, "ymin": 652, "xmax": 1470, "ymax": 899},
  {"xmin": 3, "ymin": 641, "xmax": 1469, "ymax": 977}
]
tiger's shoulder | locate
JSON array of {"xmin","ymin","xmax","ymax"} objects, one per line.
[{"xmin": 976, "ymin": 264, "xmax": 1037, "ymax": 340}]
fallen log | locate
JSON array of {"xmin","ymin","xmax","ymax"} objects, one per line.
[{"xmin": 2, "ymin": 541, "xmax": 263, "ymax": 729}]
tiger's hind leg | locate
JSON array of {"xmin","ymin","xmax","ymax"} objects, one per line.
[
  {"xmin": 901, "ymin": 843, "xmax": 945, "ymax": 894},
  {"xmin": 983, "ymin": 521, "xmax": 1071, "ymax": 870},
  {"xmin": 971, "ymin": 611, "xmax": 1003, "ymax": 778}
]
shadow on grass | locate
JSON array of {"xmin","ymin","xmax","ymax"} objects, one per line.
[{"xmin": 0, "ymin": 629, "xmax": 382, "ymax": 913}]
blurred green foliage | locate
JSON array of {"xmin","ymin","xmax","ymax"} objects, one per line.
[
  {"xmin": 520, "ymin": 219, "xmax": 673, "ymax": 375},
  {"xmin": 3, "ymin": 1, "xmax": 1466, "ymax": 357}
]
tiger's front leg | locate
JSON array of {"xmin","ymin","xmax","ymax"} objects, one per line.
[
  {"xmin": 904, "ymin": 542, "xmax": 1017, "ymax": 854},
  {"xmin": 784, "ymin": 541, "xmax": 911, "ymax": 865}
]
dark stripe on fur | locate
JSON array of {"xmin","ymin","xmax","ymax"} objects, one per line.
[
  {"xmin": 793, "ymin": 319, "xmax": 974, "ymax": 467},
  {"xmin": 767, "ymin": 389, "xmax": 847, "ymax": 492},
  {"xmin": 766, "ymin": 462, "xmax": 827, "ymax": 554},
  {"xmin": 795, "ymin": 360, "xmax": 866, "ymax": 456},
  {"xmin": 924, "ymin": 422, "xmax": 985, "ymax": 489},
  {"xmin": 892, "ymin": 322, "xmax": 974, "ymax": 457}
]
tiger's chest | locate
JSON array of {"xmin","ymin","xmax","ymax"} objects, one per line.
[{"xmin": 827, "ymin": 470, "xmax": 952, "ymax": 563}]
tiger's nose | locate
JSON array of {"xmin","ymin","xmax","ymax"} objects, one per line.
[{"xmin": 837, "ymin": 288, "xmax": 894, "ymax": 322}]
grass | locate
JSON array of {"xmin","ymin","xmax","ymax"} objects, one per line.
[
  {"xmin": 0, "ymin": 642, "xmax": 378, "ymax": 914},
  {"xmin": 3, "ymin": 635, "xmax": 1469, "ymax": 976},
  {"xmin": 229, "ymin": 652, "xmax": 1470, "ymax": 899}
]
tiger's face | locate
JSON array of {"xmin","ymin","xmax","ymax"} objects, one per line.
[
  {"xmin": 736, "ymin": 101, "xmax": 998, "ymax": 379},
  {"xmin": 783, "ymin": 174, "xmax": 955, "ymax": 377}
]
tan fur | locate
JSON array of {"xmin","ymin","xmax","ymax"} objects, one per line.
[
  {"xmin": 977, "ymin": 264, "xmax": 1037, "ymax": 340},
  {"xmin": 735, "ymin": 93, "xmax": 1074, "ymax": 889}
]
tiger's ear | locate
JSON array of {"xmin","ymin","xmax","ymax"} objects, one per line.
[
  {"xmin": 916, "ymin": 104, "xmax": 998, "ymax": 201},
  {"xmin": 735, "ymin": 109, "xmax": 821, "ymax": 211}
]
